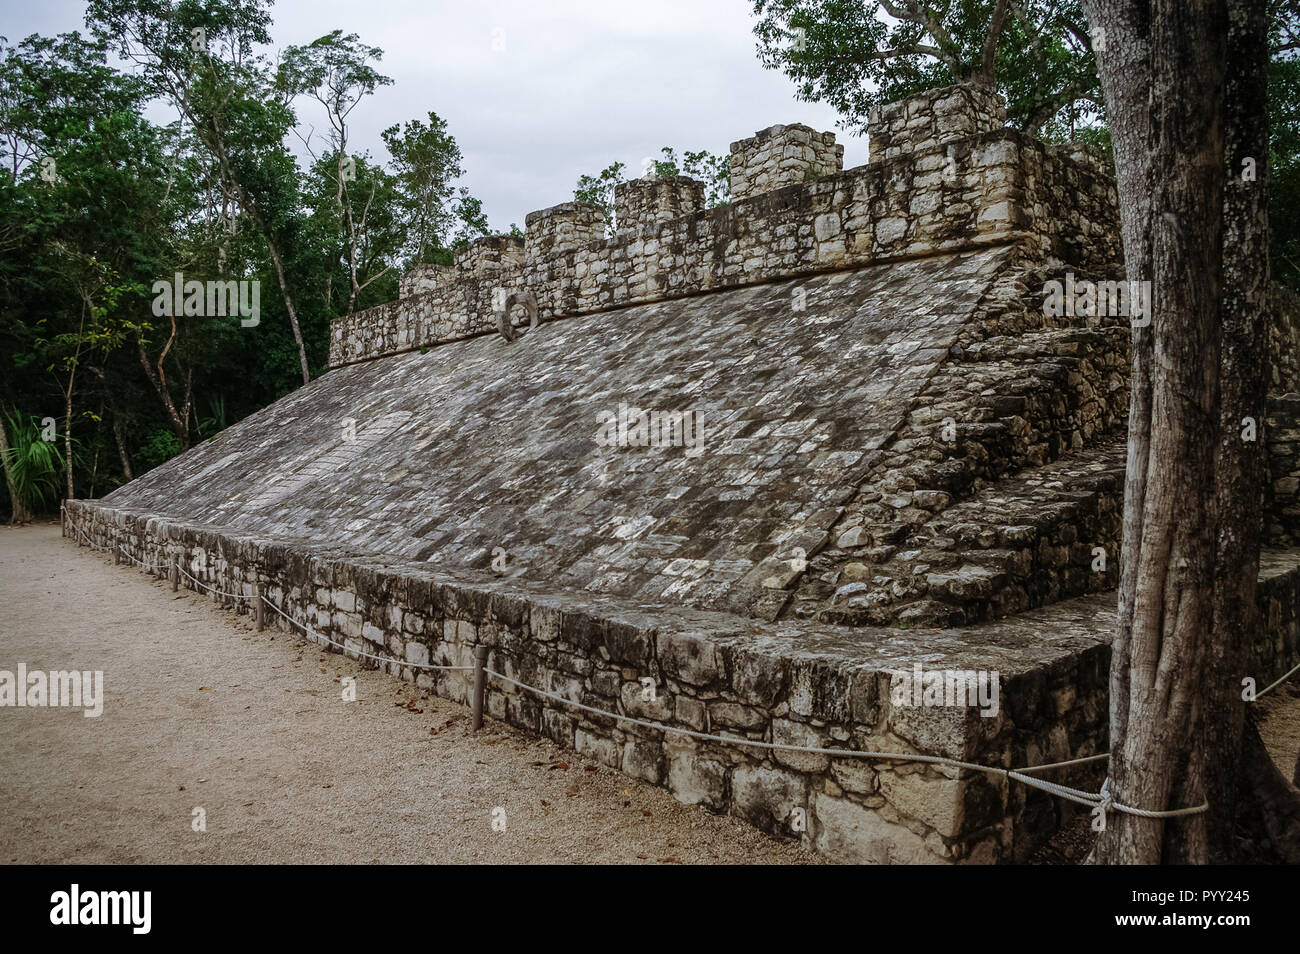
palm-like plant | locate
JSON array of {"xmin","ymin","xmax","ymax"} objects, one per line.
[{"xmin": 2, "ymin": 410, "xmax": 66, "ymax": 519}]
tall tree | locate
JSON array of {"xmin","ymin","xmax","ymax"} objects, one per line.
[
  {"xmin": 1083, "ymin": 0, "xmax": 1297, "ymax": 864},
  {"xmin": 381, "ymin": 112, "xmax": 491, "ymax": 268},
  {"xmin": 85, "ymin": 0, "xmax": 314, "ymax": 385},
  {"xmin": 751, "ymin": 0, "xmax": 1104, "ymax": 138},
  {"xmin": 279, "ymin": 30, "xmax": 393, "ymax": 316}
]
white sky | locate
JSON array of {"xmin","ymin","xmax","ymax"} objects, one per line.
[{"xmin": 0, "ymin": 0, "xmax": 872, "ymax": 231}]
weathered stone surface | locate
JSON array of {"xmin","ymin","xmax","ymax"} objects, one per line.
[
  {"xmin": 732, "ymin": 765, "xmax": 806, "ymax": 833},
  {"xmin": 812, "ymin": 791, "xmax": 941, "ymax": 864},
  {"xmin": 666, "ymin": 745, "xmax": 727, "ymax": 811}
]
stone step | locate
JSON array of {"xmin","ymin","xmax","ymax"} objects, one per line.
[{"xmin": 795, "ymin": 441, "xmax": 1128, "ymax": 626}]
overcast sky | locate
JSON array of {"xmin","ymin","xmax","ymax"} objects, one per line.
[{"xmin": 2, "ymin": 0, "xmax": 872, "ymax": 231}]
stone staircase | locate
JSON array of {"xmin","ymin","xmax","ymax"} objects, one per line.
[{"xmin": 781, "ymin": 267, "xmax": 1134, "ymax": 626}]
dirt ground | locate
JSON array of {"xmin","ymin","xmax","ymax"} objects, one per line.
[{"xmin": 0, "ymin": 522, "xmax": 815, "ymax": 864}]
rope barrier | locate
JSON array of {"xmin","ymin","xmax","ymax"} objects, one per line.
[
  {"xmin": 79, "ymin": 525, "xmax": 1300, "ymax": 824},
  {"xmin": 1257, "ymin": 657, "xmax": 1300, "ymax": 700},
  {"xmin": 176, "ymin": 564, "xmax": 252, "ymax": 600},
  {"xmin": 258, "ymin": 594, "xmax": 473, "ymax": 672},
  {"xmin": 482, "ymin": 665, "xmax": 1204, "ymax": 821}
]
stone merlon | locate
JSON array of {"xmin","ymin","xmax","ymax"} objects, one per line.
[
  {"xmin": 729, "ymin": 123, "xmax": 844, "ymax": 201},
  {"xmin": 524, "ymin": 201, "xmax": 606, "ymax": 264},
  {"xmin": 613, "ymin": 175, "xmax": 706, "ymax": 234},
  {"xmin": 868, "ymin": 83, "xmax": 1007, "ymax": 161}
]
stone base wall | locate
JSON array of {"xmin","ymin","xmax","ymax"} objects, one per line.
[
  {"xmin": 64, "ymin": 500, "xmax": 1121, "ymax": 864},
  {"xmin": 62, "ymin": 500, "xmax": 1300, "ymax": 863}
]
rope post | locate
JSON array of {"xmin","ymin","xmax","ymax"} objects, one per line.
[
  {"xmin": 171, "ymin": 557, "xmax": 178, "ymax": 592},
  {"xmin": 114, "ymin": 544, "xmax": 122, "ymax": 566},
  {"xmin": 255, "ymin": 586, "xmax": 265, "ymax": 631},
  {"xmin": 471, "ymin": 645, "xmax": 489, "ymax": 733}
]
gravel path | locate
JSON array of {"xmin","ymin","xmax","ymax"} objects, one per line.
[{"xmin": 0, "ymin": 523, "xmax": 815, "ymax": 865}]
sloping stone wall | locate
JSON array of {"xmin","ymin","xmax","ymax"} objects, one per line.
[{"xmin": 96, "ymin": 252, "xmax": 1024, "ymax": 620}]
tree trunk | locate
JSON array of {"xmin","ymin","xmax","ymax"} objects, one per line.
[
  {"xmin": 264, "ymin": 233, "xmax": 311, "ymax": 386},
  {"xmin": 1085, "ymin": 0, "xmax": 1289, "ymax": 863},
  {"xmin": 1088, "ymin": 0, "xmax": 1228, "ymax": 865},
  {"xmin": 112, "ymin": 412, "xmax": 133, "ymax": 482},
  {"xmin": 1201, "ymin": 0, "xmax": 1271, "ymax": 863},
  {"xmin": 0, "ymin": 416, "xmax": 33, "ymax": 524},
  {"xmin": 64, "ymin": 377, "xmax": 75, "ymax": 501},
  {"xmin": 1081, "ymin": 2, "xmax": 1154, "ymax": 817},
  {"xmin": 136, "ymin": 336, "xmax": 190, "ymax": 452}
]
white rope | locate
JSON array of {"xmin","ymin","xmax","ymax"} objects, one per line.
[
  {"xmin": 486, "ymin": 667, "xmax": 1001, "ymax": 772},
  {"xmin": 484, "ymin": 667, "xmax": 1208, "ymax": 820},
  {"xmin": 176, "ymin": 564, "xmax": 252, "ymax": 600},
  {"xmin": 120, "ymin": 547, "xmax": 161, "ymax": 572},
  {"xmin": 71, "ymin": 527, "xmax": 113, "ymax": 552},
  {"xmin": 1256, "ymin": 657, "xmax": 1300, "ymax": 699}
]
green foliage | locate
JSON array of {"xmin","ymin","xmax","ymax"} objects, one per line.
[
  {"xmin": 646, "ymin": 147, "xmax": 730, "ymax": 207},
  {"xmin": 137, "ymin": 427, "xmax": 181, "ymax": 469},
  {"xmin": 0, "ymin": 3, "xmax": 494, "ymax": 508},
  {"xmin": 1271, "ymin": 6, "xmax": 1300, "ymax": 290},
  {"xmin": 575, "ymin": 160, "xmax": 627, "ymax": 230},
  {"xmin": 2, "ymin": 410, "xmax": 64, "ymax": 511},
  {"xmin": 381, "ymin": 112, "xmax": 470, "ymax": 265},
  {"xmin": 576, "ymin": 148, "xmax": 730, "ymax": 234},
  {"xmin": 750, "ymin": 0, "xmax": 1102, "ymax": 137}
]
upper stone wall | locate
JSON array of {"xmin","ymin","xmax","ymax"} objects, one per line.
[
  {"xmin": 398, "ymin": 263, "xmax": 452, "ymax": 298},
  {"xmin": 334, "ymin": 135, "xmax": 1119, "ymax": 365},
  {"xmin": 524, "ymin": 202, "xmax": 606, "ymax": 263},
  {"xmin": 455, "ymin": 234, "xmax": 526, "ymax": 276}
]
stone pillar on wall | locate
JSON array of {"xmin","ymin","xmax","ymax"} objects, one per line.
[
  {"xmin": 453, "ymin": 235, "xmax": 526, "ymax": 279},
  {"xmin": 399, "ymin": 264, "xmax": 454, "ymax": 298},
  {"xmin": 728, "ymin": 124, "xmax": 843, "ymax": 202},
  {"xmin": 612, "ymin": 175, "xmax": 706, "ymax": 234},
  {"xmin": 867, "ymin": 83, "xmax": 1007, "ymax": 161},
  {"xmin": 524, "ymin": 202, "xmax": 607, "ymax": 264}
]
